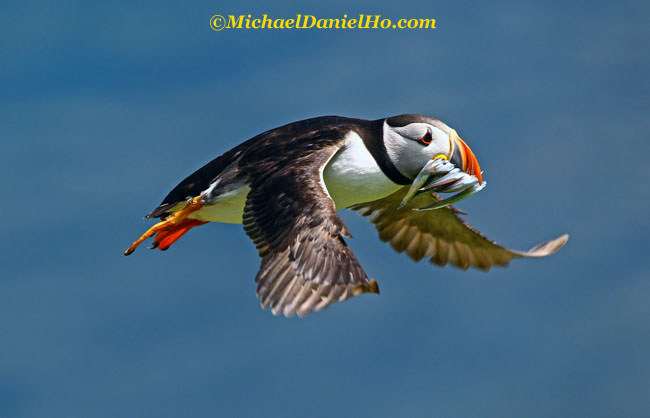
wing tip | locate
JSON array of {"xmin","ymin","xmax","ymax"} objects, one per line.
[
  {"xmin": 523, "ymin": 233, "xmax": 569, "ymax": 258},
  {"xmin": 263, "ymin": 280, "xmax": 380, "ymax": 318}
]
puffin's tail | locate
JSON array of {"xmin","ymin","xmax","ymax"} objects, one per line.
[{"xmin": 124, "ymin": 196, "xmax": 207, "ymax": 255}]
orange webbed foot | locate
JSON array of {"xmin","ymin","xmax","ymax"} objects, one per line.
[
  {"xmin": 124, "ymin": 196, "xmax": 204, "ymax": 256},
  {"xmin": 152, "ymin": 219, "xmax": 208, "ymax": 251}
]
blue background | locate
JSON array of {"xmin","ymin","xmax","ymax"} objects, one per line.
[{"xmin": 2, "ymin": 1, "xmax": 648, "ymax": 417}]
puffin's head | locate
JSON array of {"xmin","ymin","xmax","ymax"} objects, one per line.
[{"xmin": 382, "ymin": 114, "xmax": 482, "ymax": 183}]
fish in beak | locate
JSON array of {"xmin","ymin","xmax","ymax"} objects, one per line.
[{"xmin": 399, "ymin": 129, "xmax": 486, "ymax": 210}]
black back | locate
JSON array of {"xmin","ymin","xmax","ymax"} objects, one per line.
[{"xmin": 147, "ymin": 115, "xmax": 411, "ymax": 218}]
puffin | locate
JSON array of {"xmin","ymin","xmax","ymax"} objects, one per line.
[{"xmin": 124, "ymin": 115, "xmax": 568, "ymax": 317}]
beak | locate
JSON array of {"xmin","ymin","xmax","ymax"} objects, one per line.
[
  {"xmin": 397, "ymin": 129, "xmax": 485, "ymax": 210},
  {"xmin": 449, "ymin": 129, "xmax": 482, "ymax": 184}
]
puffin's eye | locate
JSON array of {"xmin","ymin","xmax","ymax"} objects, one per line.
[{"xmin": 419, "ymin": 128, "xmax": 433, "ymax": 145}]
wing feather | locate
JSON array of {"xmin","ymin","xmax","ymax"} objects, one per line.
[
  {"xmin": 241, "ymin": 132, "xmax": 378, "ymax": 317},
  {"xmin": 351, "ymin": 187, "xmax": 568, "ymax": 271}
]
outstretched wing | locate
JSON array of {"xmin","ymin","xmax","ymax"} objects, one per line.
[
  {"xmin": 241, "ymin": 131, "xmax": 378, "ymax": 318},
  {"xmin": 350, "ymin": 187, "xmax": 568, "ymax": 271}
]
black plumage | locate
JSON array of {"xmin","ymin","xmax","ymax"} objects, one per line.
[{"xmin": 147, "ymin": 116, "xmax": 408, "ymax": 219}]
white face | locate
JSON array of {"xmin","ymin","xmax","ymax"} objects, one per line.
[{"xmin": 383, "ymin": 121, "xmax": 453, "ymax": 179}]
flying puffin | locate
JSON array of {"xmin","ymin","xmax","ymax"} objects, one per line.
[{"xmin": 125, "ymin": 115, "xmax": 568, "ymax": 317}]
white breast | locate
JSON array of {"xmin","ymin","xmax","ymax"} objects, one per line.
[{"xmin": 323, "ymin": 131, "xmax": 402, "ymax": 209}]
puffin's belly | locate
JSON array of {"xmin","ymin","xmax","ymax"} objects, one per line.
[
  {"xmin": 323, "ymin": 132, "xmax": 402, "ymax": 209},
  {"xmin": 189, "ymin": 184, "xmax": 250, "ymax": 224}
]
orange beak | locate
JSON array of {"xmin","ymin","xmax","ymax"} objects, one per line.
[{"xmin": 449, "ymin": 130, "xmax": 482, "ymax": 184}]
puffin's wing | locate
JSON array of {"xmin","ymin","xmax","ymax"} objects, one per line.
[
  {"xmin": 350, "ymin": 187, "xmax": 568, "ymax": 271},
  {"xmin": 241, "ymin": 133, "xmax": 378, "ymax": 318}
]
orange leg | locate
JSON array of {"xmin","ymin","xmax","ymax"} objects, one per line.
[
  {"xmin": 153, "ymin": 219, "xmax": 208, "ymax": 251},
  {"xmin": 124, "ymin": 196, "xmax": 204, "ymax": 256}
]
